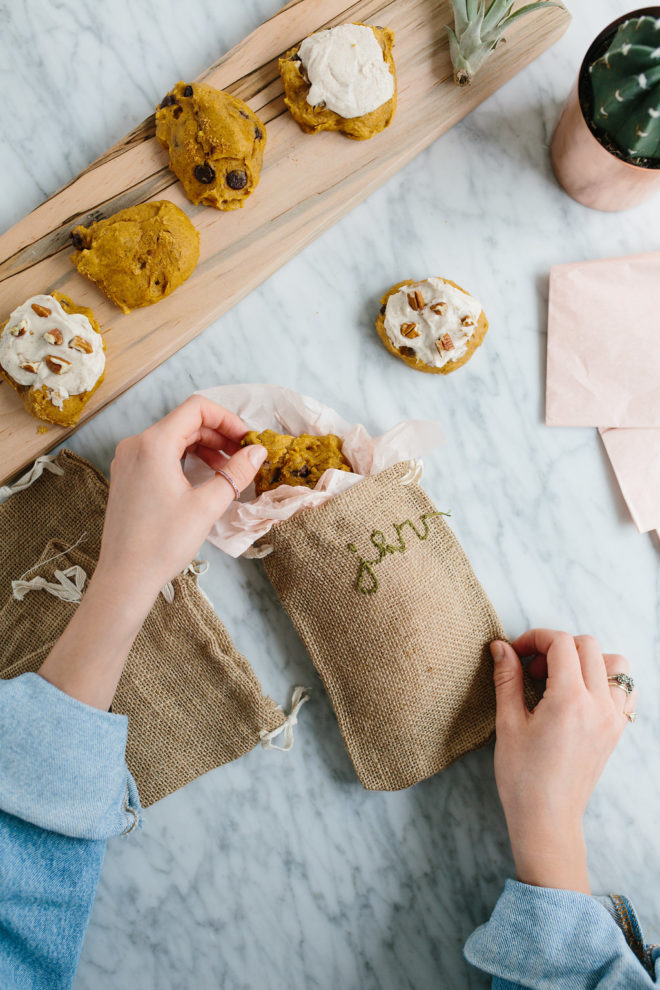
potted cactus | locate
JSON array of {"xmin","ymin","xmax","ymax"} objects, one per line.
[{"xmin": 551, "ymin": 9, "xmax": 660, "ymax": 211}]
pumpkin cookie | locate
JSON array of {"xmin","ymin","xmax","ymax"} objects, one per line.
[
  {"xmin": 375, "ymin": 277, "xmax": 488, "ymax": 374},
  {"xmin": 71, "ymin": 201, "xmax": 199, "ymax": 314},
  {"xmin": 242, "ymin": 429, "xmax": 352, "ymax": 496},
  {"xmin": 279, "ymin": 23, "xmax": 396, "ymax": 140},
  {"xmin": 0, "ymin": 292, "xmax": 105, "ymax": 426},
  {"xmin": 155, "ymin": 82, "xmax": 266, "ymax": 210}
]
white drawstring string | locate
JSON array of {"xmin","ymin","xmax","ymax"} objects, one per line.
[
  {"xmin": 260, "ymin": 686, "xmax": 311, "ymax": 752},
  {"xmin": 0, "ymin": 454, "xmax": 64, "ymax": 504}
]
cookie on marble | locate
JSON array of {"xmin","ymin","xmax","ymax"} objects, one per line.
[
  {"xmin": 375, "ymin": 277, "xmax": 488, "ymax": 375},
  {"xmin": 242, "ymin": 429, "xmax": 352, "ymax": 496},
  {"xmin": 279, "ymin": 23, "xmax": 396, "ymax": 140},
  {"xmin": 0, "ymin": 291, "xmax": 105, "ymax": 426},
  {"xmin": 155, "ymin": 81, "xmax": 266, "ymax": 210}
]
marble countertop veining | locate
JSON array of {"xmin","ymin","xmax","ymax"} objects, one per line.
[{"xmin": 2, "ymin": 2, "xmax": 659, "ymax": 988}]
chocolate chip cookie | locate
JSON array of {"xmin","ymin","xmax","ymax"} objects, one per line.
[
  {"xmin": 70, "ymin": 201, "xmax": 200, "ymax": 314},
  {"xmin": 155, "ymin": 81, "xmax": 266, "ymax": 209},
  {"xmin": 242, "ymin": 429, "xmax": 352, "ymax": 496}
]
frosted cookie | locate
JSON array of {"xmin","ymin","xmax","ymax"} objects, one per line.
[
  {"xmin": 70, "ymin": 201, "xmax": 199, "ymax": 314},
  {"xmin": 375, "ymin": 277, "xmax": 488, "ymax": 374},
  {"xmin": 279, "ymin": 24, "xmax": 396, "ymax": 140},
  {"xmin": 0, "ymin": 292, "xmax": 105, "ymax": 426},
  {"xmin": 155, "ymin": 82, "xmax": 266, "ymax": 210},
  {"xmin": 242, "ymin": 429, "xmax": 352, "ymax": 496}
]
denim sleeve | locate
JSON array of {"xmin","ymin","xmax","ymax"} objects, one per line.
[
  {"xmin": 0, "ymin": 672, "xmax": 141, "ymax": 840},
  {"xmin": 0, "ymin": 809, "xmax": 105, "ymax": 990},
  {"xmin": 464, "ymin": 879, "xmax": 660, "ymax": 989}
]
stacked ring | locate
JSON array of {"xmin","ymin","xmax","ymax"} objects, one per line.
[{"xmin": 607, "ymin": 673, "xmax": 634, "ymax": 696}]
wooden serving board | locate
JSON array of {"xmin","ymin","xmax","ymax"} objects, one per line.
[{"xmin": 0, "ymin": 0, "xmax": 570, "ymax": 484}]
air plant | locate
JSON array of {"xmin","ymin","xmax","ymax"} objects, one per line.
[
  {"xmin": 588, "ymin": 14, "xmax": 660, "ymax": 163},
  {"xmin": 447, "ymin": 0, "xmax": 560, "ymax": 87}
]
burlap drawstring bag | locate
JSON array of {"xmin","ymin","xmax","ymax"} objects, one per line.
[
  {"xmin": 0, "ymin": 449, "xmax": 288, "ymax": 806},
  {"xmin": 260, "ymin": 460, "xmax": 528, "ymax": 791}
]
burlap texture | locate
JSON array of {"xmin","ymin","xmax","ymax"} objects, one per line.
[
  {"xmin": 0, "ymin": 449, "xmax": 285, "ymax": 806},
  {"xmin": 264, "ymin": 461, "xmax": 510, "ymax": 791}
]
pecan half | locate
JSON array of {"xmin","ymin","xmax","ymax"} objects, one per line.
[
  {"xmin": 437, "ymin": 334, "xmax": 455, "ymax": 353},
  {"xmin": 461, "ymin": 315, "xmax": 476, "ymax": 327},
  {"xmin": 19, "ymin": 360, "xmax": 40, "ymax": 374},
  {"xmin": 44, "ymin": 327, "xmax": 64, "ymax": 345},
  {"xmin": 69, "ymin": 335, "xmax": 93, "ymax": 354},
  {"xmin": 31, "ymin": 303, "xmax": 52, "ymax": 318},
  {"xmin": 9, "ymin": 320, "xmax": 28, "ymax": 337},
  {"xmin": 430, "ymin": 302, "xmax": 447, "ymax": 316},
  {"xmin": 45, "ymin": 355, "xmax": 71, "ymax": 374},
  {"xmin": 400, "ymin": 322, "xmax": 420, "ymax": 339},
  {"xmin": 407, "ymin": 289, "xmax": 425, "ymax": 311}
]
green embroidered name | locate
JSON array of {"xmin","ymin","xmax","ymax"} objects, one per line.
[{"xmin": 347, "ymin": 511, "xmax": 450, "ymax": 595}]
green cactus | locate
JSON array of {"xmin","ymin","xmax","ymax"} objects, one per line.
[
  {"xmin": 447, "ymin": 0, "xmax": 560, "ymax": 86},
  {"xmin": 589, "ymin": 15, "xmax": 660, "ymax": 162}
]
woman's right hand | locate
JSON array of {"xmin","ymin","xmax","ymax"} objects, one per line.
[
  {"xmin": 490, "ymin": 630, "xmax": 638, "ymax": 894},
  {"xmin": 95, "ymin": 394, "xmax": 266, "ymax": 609}
]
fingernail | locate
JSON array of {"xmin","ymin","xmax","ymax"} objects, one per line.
[
  {"xmin": 247, "ymin": 444, "xmax": 267, "ymax": 467},
  {"xmin": 490, "ymin": 641, "xmax": 505, "ymax": 661}
]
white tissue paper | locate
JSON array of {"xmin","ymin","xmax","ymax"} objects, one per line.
[{"xmin": 184, "ymin": 384, "xmax": 444, "ymax": 557}]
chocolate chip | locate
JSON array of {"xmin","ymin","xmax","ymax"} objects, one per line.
[
  {"xmin": 194, "ymin": 162, "xmax": 216, "ymax": 184},
  {"xmin": 183, "ymin": 85, "xmax": 193, "ymax": 97},
  {"xmin": 399, "ymin": 346, "xmax": 416, "ymax": 357},
  {"xmin": 379, "ymin": 305, "xmax": 386, "ymax": 315},
  {"xmin": 173, "ymin": 105, "xmax": 183, "ymax": 118},
  {"xmin": 292, "ymin": 53, "xmax": 302, "ymax": 61},
  {"xmin": 239, "ymin": 109, "xmax": 249, "ymax": 119},
  {"xmin": 293, "ymin": 465, "xmax": 311, "ymax": 478},
  {"xmin": 160, "ymin": 93, "xmax": 176, "ymax": 108},
  {"xmin": 226, "ymin": 169, "xmax": 247, "ymax": 190},
  {"xmin": 71, "ymin": 231, "xmax": 84, "ymax": 250},
  {"xmin": 254, "ymin": 127, "xmax": 262, "ymax": 140}
]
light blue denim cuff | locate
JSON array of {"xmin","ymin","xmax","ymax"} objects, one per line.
[
  {"xmin": 464, "ymin": 878, "xmax": 657, "ymax": 989},
  {"xmin": 0, "ymin": 672, "xmax": 141, "ymax": 840}
]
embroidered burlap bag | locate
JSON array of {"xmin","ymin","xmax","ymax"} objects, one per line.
[
  {"xmin": 0, "ymin": 449, "xmax": 285, "ymax": 806},
  {"xmin": 262, "ymin": 460, "xmax": 511, "ymax": 791}
]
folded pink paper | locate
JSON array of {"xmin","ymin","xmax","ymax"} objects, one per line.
[
  {"xmin": 599, "ymin": 427, "xmax": 660, "ymax": 533},
  {"xmin": 546, "ymin": 251, "xmax": 660, "ymax": 427}
]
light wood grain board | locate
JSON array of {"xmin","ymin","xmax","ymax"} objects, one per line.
[{"xmin": 0, "ymin": 0, "xmax": 570, "ymax": 484}]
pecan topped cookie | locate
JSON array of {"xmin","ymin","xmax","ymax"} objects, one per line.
[
  {"xmin": 242, "ymin": 429, "xmax": 352, "ymax": 496},
  {"xmin": 0, "ymin": 291, "xmax": 105, "ymax": 426},
  {"xmin": 375, "ymin": 277, "xmax": 488, "ymax": 374}
]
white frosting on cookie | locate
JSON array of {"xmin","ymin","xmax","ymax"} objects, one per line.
[
  {"xmin": 383, "ymin": 278, "xmax": 483, "ymax": 369},
  {"xmin": 0, "ymin": 294, "xmax": 105, "ymax": 409},
  {"xmin": 298, "ymin": 24, "xmax": 394, "ymax": 119}
]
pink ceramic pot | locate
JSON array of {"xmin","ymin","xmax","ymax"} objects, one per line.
[{"xmin": 550, "ymin": 7, "xmax": 660, "ymax": 212}]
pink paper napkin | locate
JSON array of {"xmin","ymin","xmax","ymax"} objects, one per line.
[
  {"xmin": 546, "ymin": 251, "xmax": 660, "ymax": 428},
  {"xmin": 599, "ymin": 427, "xmax": 660, "ymax": 533}
]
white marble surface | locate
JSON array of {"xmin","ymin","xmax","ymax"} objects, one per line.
[{"xmin": 2, "ymin": 2, "xmax": 660, "ymax": 988}]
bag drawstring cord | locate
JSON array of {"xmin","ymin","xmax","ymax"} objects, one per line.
[{"xmin": 260, "ymin": 686, "xmax": 311, "ymax": 752}]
